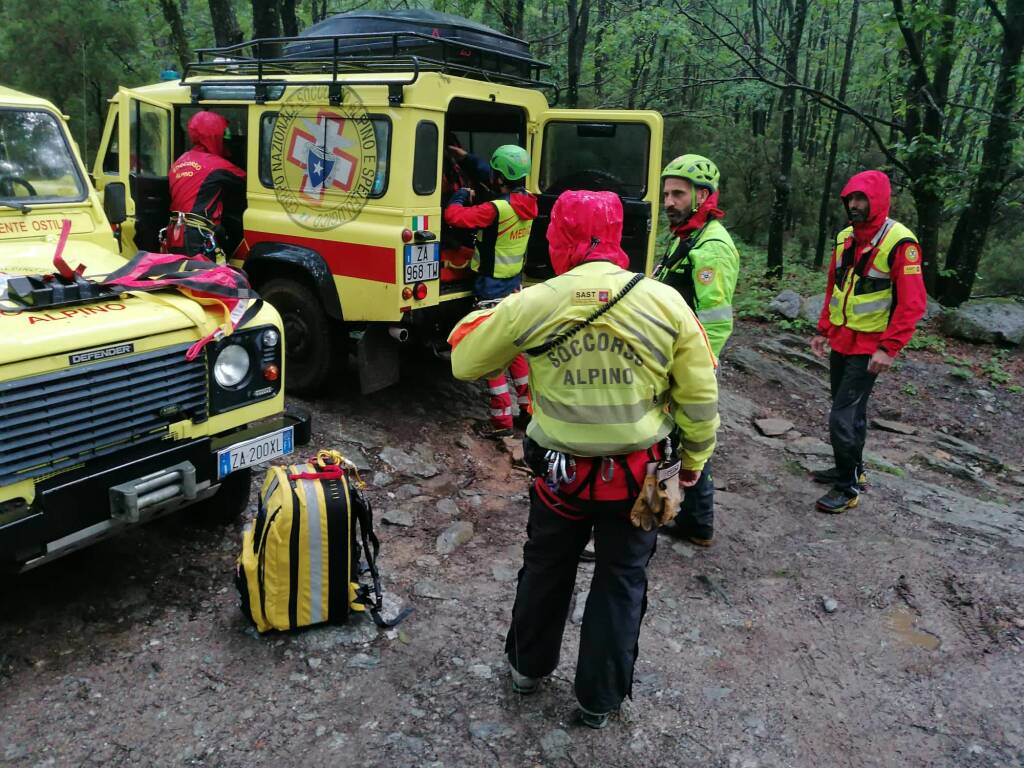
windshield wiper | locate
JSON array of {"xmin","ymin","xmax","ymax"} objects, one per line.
[{"xmin": 0, "ymin": 200, "xmax": 32, "ymax": 213}]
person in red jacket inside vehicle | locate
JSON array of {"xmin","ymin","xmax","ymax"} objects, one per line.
[
  {"xmin": 166, "ymin": 111, "xmax": 246, "ymax": 260},
  {"xmin": 810, "ymin": 170, "xmax": 926, "ymax": 513}
]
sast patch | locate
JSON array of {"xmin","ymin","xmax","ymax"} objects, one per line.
[
  {"xmin": 572, "ymin": 289, "xmax": 610, "ymax": 305},
  {"xmin": 697, "ymin": 267, "xmax": 716, "ymax": 285},
  {"xmin": 905, "ymin": 246, "xmax": 920, "ymax": 262},
  {"xmin": 904, "ymin": 264, "xmax": 922, "ymax": 275}
]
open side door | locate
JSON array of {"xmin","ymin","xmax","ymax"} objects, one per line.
[
  {"xmin": 92, "ymin": 89, "xmax": 172, "ymax": 253},
  {"xmin": 526, "ymin": 109, "xmax": 663, "ymax": 280}
]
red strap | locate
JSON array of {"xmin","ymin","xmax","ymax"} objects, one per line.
[
  {"xmin": 52, "ymin": 219, "xmax": 84, "ymax": 279},
  {"xmin": 287, "ymin": 457, "xmax": 345, "ymax": 481}
]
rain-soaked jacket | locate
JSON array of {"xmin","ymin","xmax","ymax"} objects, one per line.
[
  {"xmin": 653, "ymin": 191, "xmax": 740, "ymax": 357},
  {"xmin": 169, "ymin": 112, "xmax": 246, "ymax": 249},
  {"xmin": 449, "ymin": 191, "xmax": 719, "ymax": 469},
  {"xmin": 817, "ymin": 170, "xmax": 926, "ymax": 356}
]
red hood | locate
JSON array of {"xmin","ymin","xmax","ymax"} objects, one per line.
[
  {"xmin": 547, "ymin": 190, "xmax": 630, "ymax": 275},
  {"xmin": 508, "ymin": 192, "xmax": 538, "ymax": 221},
  {"xmin": 188, "ymin": 111, "xmax": 228, "ymax": 157},
  {"xmin": 840, "ymin": 170, "xmax": 890, "ymax": 241}
]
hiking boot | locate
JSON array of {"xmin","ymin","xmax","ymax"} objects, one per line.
[
  {"xmin": 815, "ymin": 485, "xmax": 861, "ymax": 514},
  {"xmin": 513, "ymin": 411, "xmax": 532, "ymax": 431},
  {"xmin": 477, "ymin": 424, "xmax": 514, "ymax": 440},
  {"xmin": 579, "ymin": 544, "xmax": 597, "ymax": 562},
  {"xmin": 660, "ymin": 519, "xmax": 714, "ymax": 547},
  {"xmin": 507, "ymin": 659, "xmax": 540, "ymax": 695},
  {"xmin": 812, "ymin": 466, "xmax": 868, "ymax": 488},
  {"xmin": 577, "ymin": 705, "xmax": 611, "ymax": 730}
]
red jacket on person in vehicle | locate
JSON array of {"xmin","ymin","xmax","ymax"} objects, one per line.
[
  {"xmin": 817, "ymin": 170, "xmax": 927, "ymax": 357},
  {"xmin": 167, "ymin": 111, "xmax": 246, "ymax": 257}
]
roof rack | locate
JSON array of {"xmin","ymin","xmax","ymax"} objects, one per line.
[{"xmin": 184, "ymin": 32, "xmax": 555, "ymax": 101}]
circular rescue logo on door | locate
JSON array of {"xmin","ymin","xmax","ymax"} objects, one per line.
[{"xmin": 269, "ymin": 85, "xmax": 378, "ymax": 231}]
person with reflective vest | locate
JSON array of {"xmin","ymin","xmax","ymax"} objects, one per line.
[
  {"xmin": 445, "ymin": 144, "xmax": 539, "ymax": 437},
  {"xmin": 166, "ymin": 111, "xmax": 246, "ymax": 261},
  {"xmin": 448, "ymin": 190, "xmax": 719, "ymax": 728},
  {"xmin": 811, "ymin": 170, "xmax": 926, "ymax": 513},
  {"xmin": 652, "ymin": 154, "xmax": 739, "ymax": 547}
]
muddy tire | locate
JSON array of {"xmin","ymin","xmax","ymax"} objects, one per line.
[
  {"xmin": 259, "ymin": 278, "xmax": 333, "ymax": 396},
  {"xmin": 189, "ymin": 468, "xmax": 253, "ymax": 527}
]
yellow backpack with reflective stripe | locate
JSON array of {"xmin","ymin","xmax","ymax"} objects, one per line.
[{"xmin": 236, "ymin": 450, "xmax": 408, "ymax": 633}]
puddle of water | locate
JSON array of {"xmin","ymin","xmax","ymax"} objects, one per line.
[{"xmin": 888, "ymin": 608, "xmax": 941, "ymax": 650}]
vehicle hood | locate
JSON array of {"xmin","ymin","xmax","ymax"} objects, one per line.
[{"xmin": 0, "ymin": 242, "xmax": 215, "ymax": 366}]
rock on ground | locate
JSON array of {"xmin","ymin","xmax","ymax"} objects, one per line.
[
  {"xmin": 942, "ymin": 299, "xmax": 1024, "ymax": 345},
  {"xmin": 768, "ymin": 289, "xmax": 802, "ymax": 319}
]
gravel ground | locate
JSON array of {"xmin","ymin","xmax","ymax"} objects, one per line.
[{"xmin": 1, "ymin": 325, "xmax": 1022, "ymax": 767}]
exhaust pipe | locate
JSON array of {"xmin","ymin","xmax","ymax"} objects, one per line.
[{"xmin": 389, "ymin": 326, "xmax": 409, "ymax": 343}]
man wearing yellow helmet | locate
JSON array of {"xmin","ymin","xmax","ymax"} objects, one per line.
[{"xmin": 653, "ymin": 154, "xmax": 739, "ymax": 547}]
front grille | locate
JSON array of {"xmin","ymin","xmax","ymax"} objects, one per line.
[{"xmin": 0, "ymin": 343, "xmax": 208, "ymax": 486}]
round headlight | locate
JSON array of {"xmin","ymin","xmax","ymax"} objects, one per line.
[
  {"xmin": 214, "ymin": 344, "xmax": 251, "ymax": 388},
  {"xmin": 262, "ymin": 328, "xmax": 280, "ymax": 348}
]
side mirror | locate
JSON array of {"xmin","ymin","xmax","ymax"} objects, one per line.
[{"xmin": 103, "ymin": 182, "xmax": 127, "ymax": 225}]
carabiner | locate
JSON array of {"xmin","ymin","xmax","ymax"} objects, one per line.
[{"xmin": 601, "ymin": 457, "xmax": 615, "ymax": 482}]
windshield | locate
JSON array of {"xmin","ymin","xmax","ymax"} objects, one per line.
[{"xmin": 0, "ymin": 108, "xmax": 87, "ymax": 204}]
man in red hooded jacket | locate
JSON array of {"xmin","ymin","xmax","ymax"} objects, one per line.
[
  {"xmin": 447, "ymin": 190, "xmax": 718, "ymax": 729},
  {"xmin": 811, "ymin": 170, "xmax": 926, "ymax": 513},
  {"xmin": 167, "ymin": 111, "xmax": 246, "ymax": 260}
]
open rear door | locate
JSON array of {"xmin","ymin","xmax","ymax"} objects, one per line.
[
  {"xmin": 92, "ymin": 88, "xmax": 172, "ymax": 253},
  {"xmin": 526, "ymin": 110, "xmax": 663, "ymax": 280}
]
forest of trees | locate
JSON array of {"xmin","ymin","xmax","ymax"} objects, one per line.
[{"xmin": 0, "ymin": 0, "xmax": 1020, "ymax": 305}]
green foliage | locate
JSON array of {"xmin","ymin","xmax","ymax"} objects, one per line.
[
  {"xmin": 733, "ymin": 242, "xmax": 827, "ymax": 324},
  {"xmin": 902, "ymin": 383, "xmax": 919, "ymax": 396},
  {"xmin": 950, "ymin": 366, "xmax": 975, "ymax": 381},
  {"xmin": 905, "ymin": 333, "xmax": 946, "ymax": 353},
  {"xmin": 980, "ymin": 356, "xmax": 1013, "ymax": 386}
]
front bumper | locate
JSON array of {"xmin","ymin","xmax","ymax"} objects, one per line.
[{"xmin": 0, "ymin": 408, "xmax": 311, "ymax": 570}]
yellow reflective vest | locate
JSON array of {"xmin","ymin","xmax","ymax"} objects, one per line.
[
  {"xmin": 828, "ymin": 218, "xmax": 918, "ymax": 332},
  {"xmin": 471, "ymin": 198, "xmax": 533, "ymax": 278},
  {"xmin": 449, "ymin": 261, "xmax": 720, "ymax": 470}
]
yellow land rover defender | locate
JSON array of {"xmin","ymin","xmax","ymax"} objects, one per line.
[
  {"xmin": 0, "ymin": 86, "xmax": 310, "ymax": 572},
  {"xmin": 93, "ymin": 9, "xmax": 664, "ymax": 395}
]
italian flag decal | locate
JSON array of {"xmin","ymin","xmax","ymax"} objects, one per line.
[{"xmin": 413, "ymin": 215, "xmax": 430, "ymax": 230}]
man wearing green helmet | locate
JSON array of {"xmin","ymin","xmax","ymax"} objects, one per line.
[
  {"xmin": 653, "ymin": 153, "xmax": 739, "ymax": 547},
  {"xmin": 445, "ymin": 144, "xmax": 539, "ymax": 437}
]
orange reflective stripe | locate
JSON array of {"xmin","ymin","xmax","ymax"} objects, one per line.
[{"xmin": 449, "ymin": 311, "xmax": 495, "ymax": 349}]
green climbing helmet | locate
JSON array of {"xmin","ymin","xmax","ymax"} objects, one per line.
[
  {"xmin": 661, "ymin": 154, "xmax": 720, "ymax": 192},
  {"xmin": 490, "ymin": 144, "xmax": 531, "ymax": 182}
]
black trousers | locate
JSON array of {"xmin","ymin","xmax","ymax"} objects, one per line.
[
  {"xmin": 504, "ymin": 484, "xmax": 658, "ymax": 713},
  {"xmin": 829, "ymin": 352, "xmax": 878, "ymax": 490},
  {"xmin": 678, "ymin": 457, "xmax": 714, "ymax": 530}
]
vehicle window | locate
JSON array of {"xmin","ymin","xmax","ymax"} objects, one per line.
[
  {"xmin": 0, "ymin": 108, "xmax": 86, "ymax": 202},
  {"xmin": 540, "ymin": 122, "xmax": 650, "ymax": 198},
  {"xmin": 102, "ymin": 114, "xmax": 119, "ymax": 175},
  {"xmin": 130, "ymin": 101, "xmax": 170, "ymax": 177},
  {"xmin": 413, "ymin": 121, "xmax": 438, "ymax": 196},
  {"xmin": 258, "ymin": 112, "xmax": 390, "ymax": 198},
  {"xmin": 176, "ymin": 106, "xmax": 249, "ymax": 171}
]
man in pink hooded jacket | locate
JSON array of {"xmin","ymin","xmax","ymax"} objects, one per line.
[{"xmin": 448, "ymin": 190, "xmax": 719, "ymax": 729}]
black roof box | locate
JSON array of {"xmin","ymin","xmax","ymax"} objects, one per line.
[{"xmin": 283, "ymin": 10, "xmax": 546, "ymax": 84}]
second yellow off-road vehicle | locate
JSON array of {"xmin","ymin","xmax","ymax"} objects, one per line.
[
  {"xmin": 93, "ymin": 9, "xmax": 664, "ymax": 396},
  {"xmin": 0, "ymin": 86, "xmax": 310, "ymax": 572}
]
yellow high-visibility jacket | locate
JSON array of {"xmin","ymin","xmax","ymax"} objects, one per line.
[{"xmin": 449, "ymin": 261, "xmax": 720, "ymax": 470}]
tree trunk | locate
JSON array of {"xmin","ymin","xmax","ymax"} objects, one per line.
[
  {"xmin": 593, "ymin": 0, "xmax": 608, "ymax": 101},
  {"xmin": 939, "ymin": 0, "xmax": 1024, "ymax": 306},
  {"xmin": 251, "ymin": 0, "xmax": 281, "ymax": 39},
  {"xmin": 208, "ymin": 0, "xmax": 244, "ymax": 46},
  {"xmin": 766, "ymin": 0, "xmax": 808, "ymax": 279},
  {"xmin": 814, "ymin": 0, "xmax": 859, "ymax": 270},
  {"xmin": 158, "ymin": 0, "xmax": 192, "ymax": 72},
  {"xmin": 566, "ymin": 0, "xmax": 591, "ymax": 107},
  {"xmin": 750, "ymin": 0, "xmax": 767, "ymax": 136},
  {"xmin": 281, "ymin": 0, "xmax": 299, "ymax": 36}
]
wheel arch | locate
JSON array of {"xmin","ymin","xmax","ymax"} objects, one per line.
[{"xmin": 243, "ymin": 243, "xmax": 343, "ymax": 321}]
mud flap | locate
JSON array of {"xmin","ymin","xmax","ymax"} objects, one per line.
[{"xmin": 354, "ymin": 325, "xmax": 401, "ymax": 395}]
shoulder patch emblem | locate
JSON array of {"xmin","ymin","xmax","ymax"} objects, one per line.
[
  {"xmin": 697, "ymin": 267, "xmax": 716, "ymax": 285},
  {"xmin": 905, "ymin": 246, "xmax": 920, "ymax": 263},
  {"xmin": 572, "ymin": 289, "xmax": 610, "ymax": 305},
  {"xmin": 904, "ymin": 264, "xmax": 922, "ymax": 275}
]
